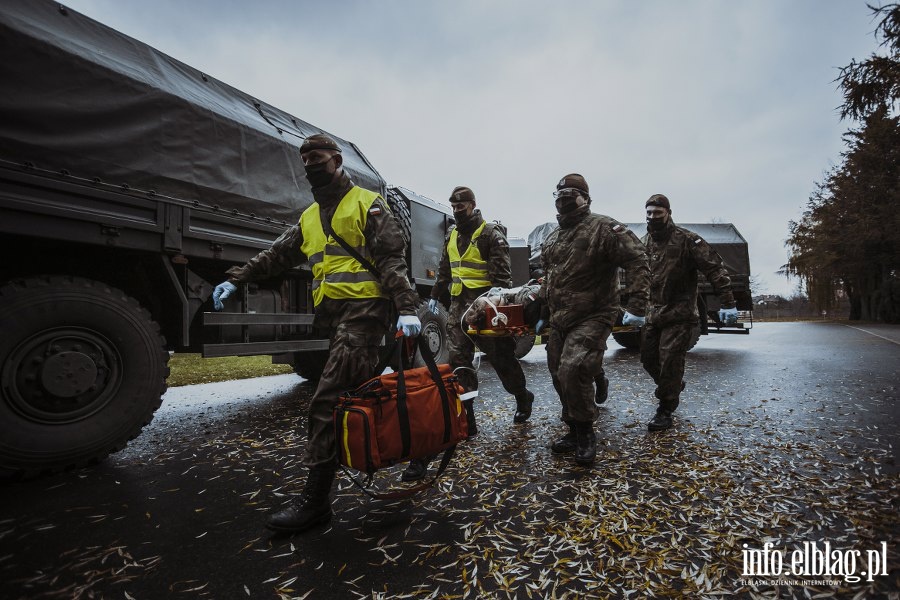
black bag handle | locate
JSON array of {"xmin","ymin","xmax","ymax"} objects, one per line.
[
  {"xmin": 339, "ymin": 445, "xmax": 457, "ymax": 501},
  {"xmin": 321, "ymin": 216, "xmax": 381, "ymax": 279}
]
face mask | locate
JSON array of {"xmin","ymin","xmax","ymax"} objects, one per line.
[
  {"xmin": 304, "ymin": 157, "xmax": 335, "ymax": 187},
  {"xmin": 556, "ymin": 197, "xmax": 581, "ymax": 215},
  {"xmin": 647, "ymin": 216, "xmax": 668, "ymax": 231},
  {"xmin": 453, "ymin": 210, "xmax": 470, "ymax": 223}
]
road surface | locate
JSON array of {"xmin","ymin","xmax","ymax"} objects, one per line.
[{"xmin": 2, "ymin": 322, "xmax": 898, "ymax": 599}]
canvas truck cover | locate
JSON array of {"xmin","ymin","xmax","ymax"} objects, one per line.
[
  {"xmin": 0, "ymin": 1, "xmax": 383, "ymax": 223},
  {"xmin": 527, "ymin": 222, "xmax": 751, "ymax": 277}
]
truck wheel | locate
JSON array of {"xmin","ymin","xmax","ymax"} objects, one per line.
[
  {"xmin": 292, "ymin": 350, "xmax": 328, "ymax": 383},
  {"xmin": 385, "ymin": 192, "xmax": 412, "ymax": 248},
  {"xmin": 413, "ymin": 302, "xmax": 450, "ymax": 366},
  {"xmin": 0, "ymin": 276, "xmax": 169, "ymax": 476},
  {"xmin": 514, "ymin": 335, "xmax": 536, "ymax": 358},
  {"xmin": 612, "ymin": 330, "xmax": 642, "ymax": 350}
]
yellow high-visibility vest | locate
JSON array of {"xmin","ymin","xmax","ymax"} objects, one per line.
[
  {"xmin": 449, "ymin": 221, "xmax": 490, "ymax": 296},
  {"xmin": 299, "ymin": 187, "xmax": 385, "ymax": 306}
]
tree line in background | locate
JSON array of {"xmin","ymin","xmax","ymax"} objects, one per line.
[{"xmin": 784, "ymin": 3, "xmax": 900, "ymax": 322}]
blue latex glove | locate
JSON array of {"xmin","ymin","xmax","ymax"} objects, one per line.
[
  {"xmin": 212, "ymin": 281, "xmax": 237, "ymax": 311},
  {"xmin": 427, "ymin": 298, "xmax": 439, "ymax": 315},
  {"xmin": 396, "ymin": 314, "xmax": 422, "ymax": 337},
  {"xmin": 622, "ymin": 311, "xmax": 646, "ymax": 327},
  {"xmin": 535, "ymin": 319, "xmax": 547, "ymax": 335},
  {"xmin": 718, "ymin": 306, "xmax": 739, "ymax": 325}
]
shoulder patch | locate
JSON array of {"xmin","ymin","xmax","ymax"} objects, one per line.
[
  {"xmin": 613, "ymin": 224, "xmax": 626, "ymax": 233},
  {"xmin": 368, "ymin": 205, "xmax": 382, "ymax": 216},
  {"xmin": 694, "ymin": 238, "xmax": 702, "ymax": 245}
]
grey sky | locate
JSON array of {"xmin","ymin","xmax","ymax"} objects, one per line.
[{"xmin": 62, "ymin": 0, "xmax": 879, "ymax": 296}]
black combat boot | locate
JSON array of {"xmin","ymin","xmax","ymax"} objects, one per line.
[
  {"xmin": 647, "ymin": 409, "xmax": 674, "ymax": 432},
  {"xmin": 595, "ymin": 377, "xmax": 609, "ymax": 405},
  {"xmin": 550, "ymin": 422, "xmax": 578, "ymax": 454},
  {"xmin": 265, "ymin": 466, "xmax": 335, "ymax": 533},
  {"xmin": 401, "ymin": 455, "xmax": 435, "ymax": 482},
  {"xmin": 463, "ymin": 399, "xmax": 478, "ymax": 436},
  {"xmin": 574, "ymin": 421, "xmax": 597, "ymax": 466},
  {"xmin": 513, "ymin": 390, "xmax": 534, "ymax": 423}
]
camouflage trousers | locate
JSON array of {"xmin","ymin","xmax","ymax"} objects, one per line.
[
  {"xmin": 546, "ymin": 319, "xmax": 611, "ymax": 423},
  {"xmin": 305, "ymin": 318, "xmax": 385, "ymax": 469},
  {"xmin": 640, "ymin": 322, "xmax": 694, "ymax": 412},
  {"xmin": 448, "ymin": 298, "xmax": 527, "ymax": 398}
]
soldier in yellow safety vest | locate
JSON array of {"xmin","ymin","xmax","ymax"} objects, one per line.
[
  {"xmin": 212, "ymin": 134, "xmax": 422, "ymax": 534},
  {"xmin": 401, "ymin": 186, "xmax": 534, "ymax": 482}
]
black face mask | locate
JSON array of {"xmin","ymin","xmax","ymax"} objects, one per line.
[
  {"xmin": 647, "ymin": 216, "xmax": 668, "ymax": 232},
  {"xmin": 556, "ymin": 197, "xmax": 581, "ymax": 215},
  {"xmin": 453, "ymin": 210, "xmax": 470, "ymax": 223},
  {"xmin": 304, "ymin": 158, "xmax": 335, "ymax": 187}
]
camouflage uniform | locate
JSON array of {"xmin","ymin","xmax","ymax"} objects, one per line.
[
  {"xmin": 540, "ymin": 205, "xmax": 649, "ymax": 423},
  {"xmin": 431, "ymin": 209, "xmax": 527, "ymax": 399},
  {"xmin": 227, "ymin": 171, "xmax": 418, "ymax": 468},
  {"xmin": 640, "ymin": 220, "xmax": 735, "ymax": 412}
]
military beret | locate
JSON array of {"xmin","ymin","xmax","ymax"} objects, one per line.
[
  {"xmin": 645, "ymin": 194, "xmax": 671, "ymax": 211},
  {"xmin": 450, "ymin": 186, "xmax": 476, "ymax": 203},
  {"xmin": 299, "ymin": 133, "xmax": 341, "ymax": 154},
  {"xmin": 556, "ymin": 173, "xmax": 589, "ymax": 195}
]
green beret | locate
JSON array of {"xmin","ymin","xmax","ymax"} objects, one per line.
[
  {"xmin": 299, "ymin": 133, "xmax": 341, "ymax": 154},
  {"xmin": 450, "ymin": 186, "xmax": 476, "ymax": 203}
]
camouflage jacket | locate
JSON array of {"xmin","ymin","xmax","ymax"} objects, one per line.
[
  {"xmin": 430, "ymin": 209, "xmax": 512, "ymax": 303},
  {"xmin": 540, "ymin": 205, "xmax": 649, "ymax": 331},
  {"xmin": 642, "ymin": 221, "xmax": 736, "ymax": 326},
  {"xmin": 226, "ymin": 172, "xmax": 419, "ymax": 329}
]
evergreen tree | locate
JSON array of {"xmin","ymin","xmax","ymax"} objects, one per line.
[{"xmin": 785, "ymin": 4, "xmax": 900, "ymax": 322}]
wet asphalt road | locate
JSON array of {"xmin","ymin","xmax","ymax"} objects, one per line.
[{"xmin": 1, "ymin": 322, "xmax": 898, "ymax": 599}]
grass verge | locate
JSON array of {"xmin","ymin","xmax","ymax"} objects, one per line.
[{"xmin": 167, "ymin": 353, "xmax": 293, "ymax": 387}]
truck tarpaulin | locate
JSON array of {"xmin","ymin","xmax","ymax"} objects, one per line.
[{"xmin": 0, "ymin": 1, "xmax": 384, "ymax": 224}]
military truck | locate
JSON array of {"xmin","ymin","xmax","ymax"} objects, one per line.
[
  {"xmin": 525, "ymin": 221, "xmax": 753, "ymax": 352},
  {"xmin": 0, "ymin": 2, "xmax": 469, "ymax": 475}
]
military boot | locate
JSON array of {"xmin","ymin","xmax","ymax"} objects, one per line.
[
  {"xmin": 647, "ymin": 409, "xmax": 674, "ymax": 432},
  {"xmin": 550, "ymin": 422, "xmax": 578, "ymax": 454},
  {"xmin": 513, "ymin": 390, "xmax": 534, "ymax": 423},
  {"xmin": 574, "ymin": 421, "xmax": 597, "ymax": 466},
  {"xmin": 401, "ymin": 455, "xmax": 435, "ymax": 482},
  {"xmin": 595, "ymin": 376, "xmax": 609, "ymax": 405},
  {"xmin": 463, "ymin": 399, "xmax": 478, "ymax": 436},
  {"xmin": 265, "ymin": 466, "xmax": 335, "ymax": 533}
]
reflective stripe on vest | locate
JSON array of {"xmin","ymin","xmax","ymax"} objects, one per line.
[
  {"xmin": 448, "ymin": 221, "xmax": 490, "ymax": 296},
  {"xmin": 299, "ymin": 186, "xmax": 385, "ymax": 306}
]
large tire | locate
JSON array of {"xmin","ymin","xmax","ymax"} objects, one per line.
[
  {"xmin": 292, "ymin": 350, "xmax": 329, "ymax": 383},
  {"xmin": 612, "ymin": 330, "xmax": 642, "ymax": 350},
  {"xmin": 385, "ymin": 191, "xmax": 412, "ymax": 248},
  {"xmin": 413, "ymin": 302, "xmax": 450, "ymax": 366},
  {"xmin": 514, "ymin": 335, "xmax": 536, "ymax": 358},
  {"xmin": 612, "ymin": 324, "xmax": 701, "ymax": 351},
  {"xmin": 0, "ymin": 276, "xmax": 169, "ymax": 476}
]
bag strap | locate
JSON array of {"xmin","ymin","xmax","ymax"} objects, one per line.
[
  {"xmin": 321, "ymin": 216, "xmax": 382, "ymax": 279},
  {"xmin": 339, "ymin": 445, "xmax": 457, "ymax": 501}
]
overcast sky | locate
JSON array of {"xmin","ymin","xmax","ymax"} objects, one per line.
[{"xmin": 62, "ymin": 0, "xmax": 880, "ymax": 296}]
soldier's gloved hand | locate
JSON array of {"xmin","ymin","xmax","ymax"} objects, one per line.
[
  {"xmin": 427, "ymin": 298, "xmax": 439, "ymax": 315},
  {"xmin": 622, "ymin": 311, "xmax": 645, "ymax": 327},
  {"xmin": 397, "ymin": 315, "xmax": 422, "ymax": 337},
  {"xmin": 212, "ymin": 281, "xmax": 237, "ymax": 311},
  {"xmin": 718, "ymin": 306, "xmax": 739, "ymax": 325},
  {"xmin": 535, "ymin": 319, "xmax": 547, "ymax": 335}
]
